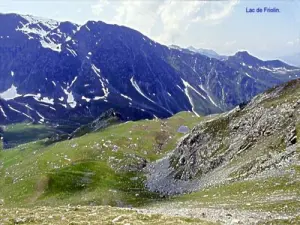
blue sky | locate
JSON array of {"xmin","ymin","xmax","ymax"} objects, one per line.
[{"xmin": 1, "ymin": 0, "xmax": 300, "ymax": 59}]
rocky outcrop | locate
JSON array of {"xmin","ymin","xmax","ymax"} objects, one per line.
[
  {"xmin": 46, "ymin": 109, "xmax": 123, "ymax": 143},
  {"xmin": 146, "ymin": 79, "xmax": 300, "ymax": 195},
  {"xmin": 70, "ymin": 109, "xmax": 123, "ymax": 139}
]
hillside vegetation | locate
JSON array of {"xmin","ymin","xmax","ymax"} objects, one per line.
[{"xmin": 0, "ymin": 112, "xmax": 202, "ymax": 208}]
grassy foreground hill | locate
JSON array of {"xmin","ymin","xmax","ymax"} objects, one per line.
[
  {"xmin": 0, "ymin": 112, "xmax": 203, "ymax": 208},
  {"xmin": 0, "ymin": 206, "xmax": 215, "ymax": 225}
]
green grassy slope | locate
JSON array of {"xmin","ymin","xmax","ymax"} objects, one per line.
[
  {"xmin": 2, "ymin": 123, "xmax": 57, "ymax": 149},
  {"xmin": 0, "ymin": 112, "xmax": 202, "ymax": 207}
]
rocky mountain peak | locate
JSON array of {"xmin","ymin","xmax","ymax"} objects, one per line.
[{"xmin": 231, "ymin": 51, "xmax": 260, "ymax": 63}]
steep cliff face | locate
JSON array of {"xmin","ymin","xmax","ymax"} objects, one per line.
[{"xmin": 146, "ymin": 79, "xmax": 300, "ymax": 195}]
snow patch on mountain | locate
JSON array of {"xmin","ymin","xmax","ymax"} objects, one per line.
[
  {"xmin": 0, "ymin": 84, "xmax": 22, "ymax": 100},
  {"xmin": 245, "ymin": 72, "xmax": 255, "ymax": 80},
  {"xmin": 121, "ymin": 94, "xmax": 132, "ymax": 101},
  {"xmin": 181, "ymin": 79, "xmax": 202, "ymax": 117},
  {"xmin": 91, "ymin": 64, "xmax": 101, "ymax": 77},
  {"xmin": 17, "ymin": 21, "xmax": 47, "ymax": 37},
  {"xmin": 24, "ymin": 104, "xmax": 45, "ymax": 122},
  {"xmin": 62, "ymin": 89, "xmax": 77, "ymax": 108},
  {"xmin": 7, "ymin": 104, "xmax": 33, "ymax": 120},
  {"xmin": 69, "ymin": 76, "xmax": 78, "ymax": 88},
  {"xmin": 24, "ymin": 104, "xmax": 34, "ymax": 111},
  {"xmin": 31, "ymin": 93, "xmax": 54, "ymax": 105},
  {"xmin": 181, "ymin": 79, "xmax": 206, "ymax": 100},
  {"xmin": 94, "ymin": 96, "xmax": 105, "ymax": 101},
  {"xmin": 0, "ymin": 106, "xmax": 7, "ymax": 118},
  {"xmin": 176, "ymin": 85, "xmax": 184, "ymax": 92},
  {"xmin": 130, "ymin": 76, "xmax": 155, "ymax": 104},
  {"xmin": 82, "ymin": 96, "xmax": 91, "ymax": 102},
  {"xmin": 91, "ymin": 64, "xmax": 110, "ymax": 99},
  {"xmin": 36, "ymin": 111, "xmax": 45, "ymax": 122},
  {"xmin": 37, "ymin": 103, "xmax": 56, "ymax": 111},
  {"xmin": 40, "ymin": 39, "xmax": 61, "ymax": 52},
  {"xmin": 260, "ymin": 66, "xmax": 273, "ymax": 72},
  {"xmin": 260, "ymin": 66, "xmax": 300, "ymax": 74},
  {"xmin": 40, "ymin": 97, "xmax": 54, "ymax": 105},
  {"xmin": 198, "ymin": 84, "xmax": 219, "ymax": 108},
  {"xmin": 67, "ymin": 48, "xmax": 77, "ymax": 57},
  {"xmin": 21, "ymin": 14, "xmax": 59, "ymax": 30},
  {"xmin": 16, "ymin": 15, "xmax": 67, "ymax": 52}
]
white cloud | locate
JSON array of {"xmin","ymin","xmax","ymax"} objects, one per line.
[
  {"xmin": 91, "ymin": 0, "xmax": 239, "ymax": 44},
  {"xmin": 225, "ymin": 40, "xmax": 236, "ymax": 46},
  {"xmin": 192, "ymin": 1, "xmax": 239, "ymax": 23},
  {"xmin": 92, "ymin": 0, "xmax": 109, "ymax": 15},
  {"xmin": 287, "ymin": 37, "xmax": 300, "ymax": 46}
]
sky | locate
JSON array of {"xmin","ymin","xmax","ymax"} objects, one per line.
[{"xmin": 1, "ymin": 0, "xmax": 300, "ymax": 60}]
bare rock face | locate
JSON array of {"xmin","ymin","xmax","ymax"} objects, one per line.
[{"xmin": 146, "ymin": 79, "xmax": 300, "ymax": 195}]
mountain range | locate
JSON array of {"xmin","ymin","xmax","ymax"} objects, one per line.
[
  {"xmin": 280, "ymin": 52, "xmax": 300, "ymax": 67},
  {"xmin": 0, "ymin": 13, "xmax": 299, "ymax": 129}
]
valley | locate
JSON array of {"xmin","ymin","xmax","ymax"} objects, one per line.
[
  {"xmin": 0, "ymin": 12, "xmax": 299, "ymax": 225},
  {"xmin": 0, "ymin": 112, "xmax": 202, "ymax": 207}
]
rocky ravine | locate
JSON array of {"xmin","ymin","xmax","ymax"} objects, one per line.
[{"xmin": 146, "ymin": 78, "xmax": 300, "ymax": 195}]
